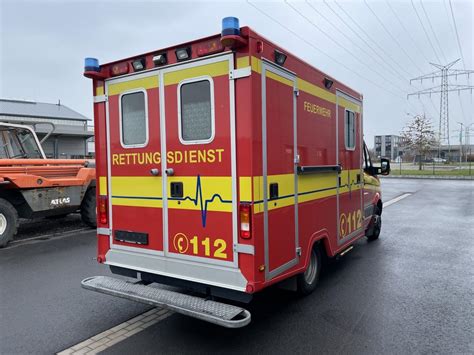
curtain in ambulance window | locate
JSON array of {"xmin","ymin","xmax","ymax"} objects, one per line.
[
  {"xmin": 121, "ymin": 91, "xmax": 147, "ymax": 146},
  {"xmin": 180, "ymin": 80, "xmax": 213, "ymax": 142},
  {"xmin": 345, "ymin": 110, "xmax": 356, "ymax": 150}
]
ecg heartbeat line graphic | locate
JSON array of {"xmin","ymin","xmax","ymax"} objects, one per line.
[
  {"xmin": 170, "ymin": 174, "xmax": 232, "ymax": 228},
  {"xmin": 112, "ymin": 175, "xmax": 231, "ymax": 228}
]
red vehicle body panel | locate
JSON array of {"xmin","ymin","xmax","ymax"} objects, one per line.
[{"xmin": 88, "ymin": 26, "xmax": 382, "ymax": 296}]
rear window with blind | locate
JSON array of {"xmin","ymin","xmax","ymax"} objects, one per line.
[{"xmin": 179, "ymin": 79, "xmax": 214, "ymax": 143}]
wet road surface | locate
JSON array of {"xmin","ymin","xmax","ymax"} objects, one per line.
[{"xmin": 1, "ymin": 178, "xmax": 472, "ymax": 354}]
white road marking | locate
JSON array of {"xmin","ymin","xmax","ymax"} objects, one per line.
[
  {"xmin": 57, "ymin": 307, "xmax": 173, "ymax": 355},
  {"xmin": 384, "ymin": 193, "xmax": 412, "ymax": 207}
]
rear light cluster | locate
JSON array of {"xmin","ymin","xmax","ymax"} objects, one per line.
[
  {"xmin": 110, "ymin": 62, "xmax": 129, "ymax": 76},
  {"xmin": 240, "ymin": 203, "xmax": 252, "ymax": 239},
  {"xmin": 99, "ymin": 196, "xmax": 108, "ymax": 224},
  {"xmin": 196, "ymin": 39, "xmax": 224, "ymax": 57}
]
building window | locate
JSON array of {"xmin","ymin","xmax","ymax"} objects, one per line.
[
  {"xmin": 345, "ymin": 110, "xmax": 356, "ymax": 150},
  {"xmin": 179, "ymin": 78, "xmax": 214, "ymax": 144},
  {"xmin": 120, "ymin": 91, "xmax": 148, "ymax": 147}
]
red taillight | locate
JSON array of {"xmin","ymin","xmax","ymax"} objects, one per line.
[
  {"xmin": 99, "ymin": 195, "xmax": 108, "ymax": 224},
  {"xmin": 196, "ymin": 39, "xmax": 224, "ymax": 57},
  {"xmin": 240, "ymin": 203, "xmax": 251, "ymax": 239},
  {"xmin": 110, "ymin": 62, "xmax": 129, "ymax": 76}
]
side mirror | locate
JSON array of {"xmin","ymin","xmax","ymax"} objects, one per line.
[{"xmin": 376, "ymin": 158, "xmax": 390, "ymax": 176}]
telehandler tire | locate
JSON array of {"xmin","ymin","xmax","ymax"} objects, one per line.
[
  {"xmin": 81, "ymin": 187, "xmax": 97, "ymax": 228},
  {"xmin": 0, "ymin": 198, "xmax": 19, "ymax": 248}
]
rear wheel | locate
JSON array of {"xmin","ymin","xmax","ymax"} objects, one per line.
[
  {"xmin": 366, "ymin": 206, "xmax": 382, "ymax": 241},
  {"xmin": 81, "ymin": 187, "xmax": 97, "ymax": 228},
  {"xmin": 297, "ymin": 245, "xmax": 321, "ymax": 295},
  {"xmin": 0, "ymin": 198, "xmax": 19, "ymax": 248}
]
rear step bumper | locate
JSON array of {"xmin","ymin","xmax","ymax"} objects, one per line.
[{"xmin": 81, "ymin": 276, "xmax": 251, "ymax": 328}]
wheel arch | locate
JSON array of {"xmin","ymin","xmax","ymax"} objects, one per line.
[{"xmin": 302, "ymin": 229, "xmax": 331, "ymax": 271}]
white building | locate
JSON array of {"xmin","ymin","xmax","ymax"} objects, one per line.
[{"xmin": 0, "ymin": 98, "xmax": 94, "ymax": 158}]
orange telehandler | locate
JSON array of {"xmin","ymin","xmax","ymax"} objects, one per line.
[{"xmin": 0, "ymin": 122, "xmax": 96, "ymax": 247}]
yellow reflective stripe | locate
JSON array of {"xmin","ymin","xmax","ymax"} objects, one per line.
[
  {"xmin": 236, "ymin": 56, "xmax": 250, "ymax": 69},
  {"xmin": 164, "ymin": 61, "xmax": 228, "ymax": 86},
  {"xmin": 108, "ymin": 76, "xmax": 159, "ymax": 96},
  {"xmin": 96, "ymin": 86, "xmax": 104, "ymax": 96},
  {"xmin": 253, "ymin": 176, "xmax": 263, "ymax": 213},
  {"xmin": 246, "ymin": 169, "xmax": 362, "ymax": 213},
  {"xmin": 363, "ymin": 173, "xmax": 380, "ymax": 190},
  {"xmin": 111, "ymin": 176, "xmax": 162, "ymax": 199},
  {"xmin": 339, "ymin": 97, "xmax": 360, "ymax": 113},
  {"xmin": 250, "ymin": 56, "xmax": 361, "ymax": 113},
  {"xmin": 112, "ymin": 197, "xmax": 162, "ymax": 208},
  {"xmin": 251, "ymin": 56, "xmax": 262, "ymax": 74},
  {"xmin": 297, "ymin": 78, "xmax": 335, "ymax": 104},
  {"xmin": 266, "ymin": 173, "xmax": 295, "ymax": 210},
  {"xmin": 99, "ymin": 176, "xmax": 107, "ymax": 195},
  {"xmin": 239, "ymin": 176, "xmax": 252, "ymax": 202},
  {"xmin": 266, "ymin": 71, "xmax": 294, "ymax": 87},
  {"xmin": 110, "ymin": 176, "xmax": 232, "ymax": 213}
]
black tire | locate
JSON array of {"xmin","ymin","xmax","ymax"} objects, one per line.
[
  {"xmin": 0, "ymin": 198, "xmax": 19, "ymax": 248},
  {"xmin": 81, "ymin": 187, "xmax": 97, "ymax": 228},
  {"xmin": 297, "ymin": 245, "xmax": 322, "ymax": 295},
  {"xmin": 366, "ymin": 206, "xmax": 382, "ymax": 241}
]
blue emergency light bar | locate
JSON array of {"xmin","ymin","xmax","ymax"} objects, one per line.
[
  {"xmin": 221, "ymin": 17, "xmax": 240, "ymax": 36},
  {"xmin": 84, "ymin": 57, "xmax": 100, "ymax": 72}
]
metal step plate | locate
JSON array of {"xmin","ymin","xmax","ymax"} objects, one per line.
[{"xmin": 81, "ymin": 276, "xmax": 251, "ymax": 328}]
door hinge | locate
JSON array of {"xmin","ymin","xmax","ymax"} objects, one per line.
[
  {"xmin": 294, "ymin": 88, "xmax": 299, "ymax": 97},
  {"xmin": 229, "ymin": 67, "xmax": 251, "ymax": 80},
  {"xmin": 294, "ymin": 154, "xmax": 300, "ymax": 164},
  {"xmin": 296, "ymin": 247, "xmax": 302, "ymax": 256},
  {"xmin": 94, "ymin": 95, "xmax": 108, "ymax": 103}
]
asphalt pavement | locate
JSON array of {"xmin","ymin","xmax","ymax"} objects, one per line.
[{"xmin": 1, "ymin": 179, "xmax": 473, "ymax": 354}]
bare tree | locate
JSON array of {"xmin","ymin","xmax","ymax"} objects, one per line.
[{"xmin": 401, "ymin": 114, "xmax": 437, "ymax": 170}]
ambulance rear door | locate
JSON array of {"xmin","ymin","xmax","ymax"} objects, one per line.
[
  {"xmin": 105, "ymin": 71, "xmax": 163, "ymax": 254},
  {"xmin": 160, "ymin": 53, "xmax": 238, "ymax": 268}
]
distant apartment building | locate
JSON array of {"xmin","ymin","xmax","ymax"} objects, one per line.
[
  {"xmin": 0, "ymin": 98, "xmax": 94, "ymax": 158},
  {"xmin": 374, "ymin": 135, "xmax": 404, "ymax": 161}
]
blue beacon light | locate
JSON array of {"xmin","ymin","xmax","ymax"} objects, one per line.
[
  {"xmin": 221, "ymin": 17, "xmax": 240, "ymax": 36},
  {"xmin": 84, "ymin": 57, "xmax": 100, "ymax": 72}
]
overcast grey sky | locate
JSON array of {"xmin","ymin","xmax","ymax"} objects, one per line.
[{"xmin": 0, "ymin": 0, "xmax": 472, "ymax": 147}]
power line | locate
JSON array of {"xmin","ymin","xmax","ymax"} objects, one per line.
[
  {"xmin": 333, "ymin": 0, "xmax": 415, "ymax": 79},
  {"xmin": 420, "ymin": 0, "xmax": 448, "ymax": 63},
  {"xmin": 284, "ymin": 1, "xmax": 409, "ymax": 94},
  {"xmin": 322, "ymin": 0, "xmax": 412, "ymax": 86},
  {"xmin": 245, "ymin": 0, "xmax": 402, "ymax": 98},
  {"xmin": 305, "ymin": 1, "xmax": 410, "ymax": 89},
  {"xmin": 385, "ymin": 0, "xmax": 440, "ymax": 119},
  {"xmin": 385, "ymin": 0, "xmax": 431, "ymax": 64},
  {"xmin": 450, "ymin": 76, "xmax": 467, "ymax": 122},
  {"xmin": 448, "ymin": 0, "xmax": 466, "ymax": 70},
  {"xmin": 410, "ymin": 0, "xmax": 442, "ymax": 63},
  {"xmin": 364, "ymin": 0, "xmax": 424, "ymax": 73}
]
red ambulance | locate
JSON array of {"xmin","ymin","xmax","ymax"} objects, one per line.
[{"xmin": 82, "ymin": 17, "xmax": 390, "ymax": 328}]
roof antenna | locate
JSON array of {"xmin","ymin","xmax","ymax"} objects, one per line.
[{"xmin": 58, "ymin": 99, "xmax": 61, "ymax": 106}]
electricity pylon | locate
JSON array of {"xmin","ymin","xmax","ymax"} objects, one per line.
[{"xmin": 408, "ymin": 59, "xmax": 474, "ymax": 158}]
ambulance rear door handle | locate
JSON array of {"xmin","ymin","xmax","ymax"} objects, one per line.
[
  {"xmin": 165, "ymin": 168, "xmax": 175, "ymax": 176},
  {"xmin": 150, "ymin": 168, "xmax": 160, "ymax": 176}
]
